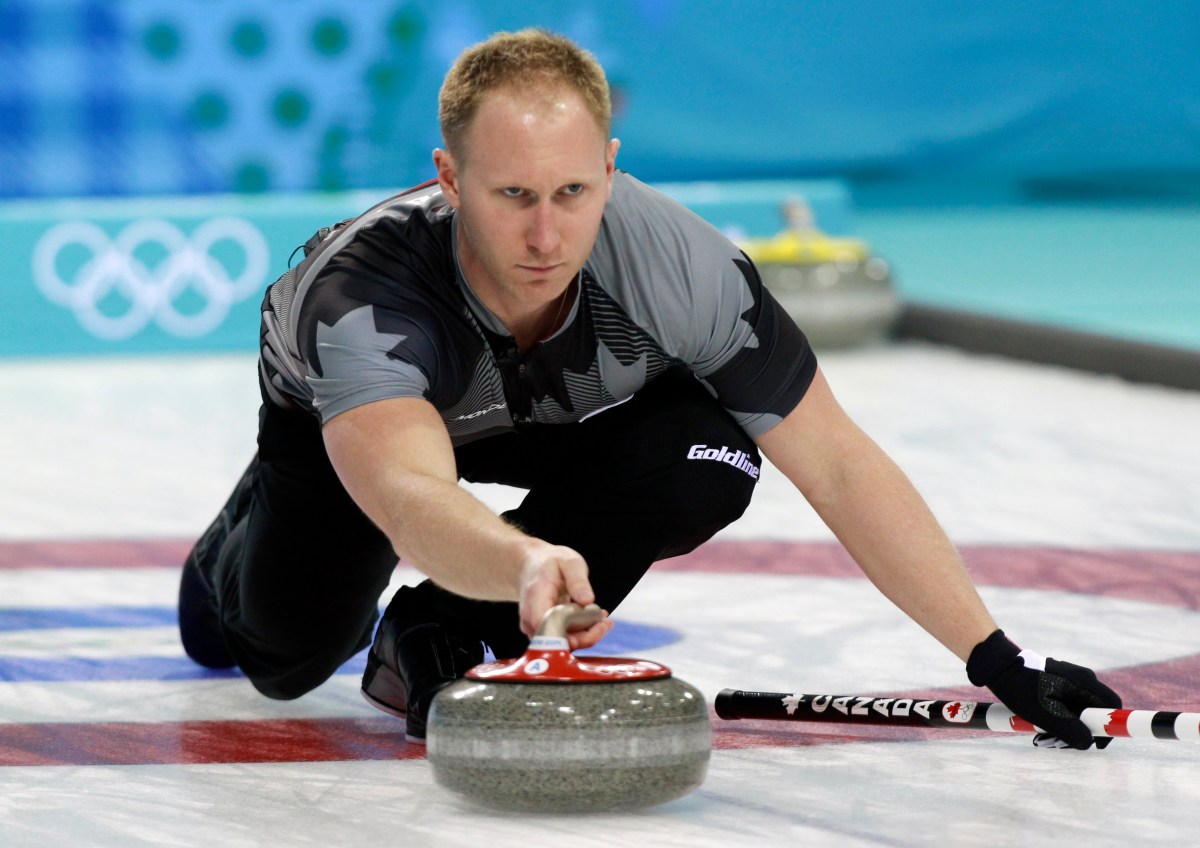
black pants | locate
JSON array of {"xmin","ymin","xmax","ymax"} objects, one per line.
[{"xmin": 206, "ymin": 370, "xmax": 760, "ymax": 699}]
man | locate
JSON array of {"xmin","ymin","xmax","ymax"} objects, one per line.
[{"xmin": 179, "ymin": 29, "xmax": 1120, "ymax": 747}]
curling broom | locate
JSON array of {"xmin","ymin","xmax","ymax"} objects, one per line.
[{"xmin": 714, "ymin": 689, "xmax": 1200, "ymax": 741}]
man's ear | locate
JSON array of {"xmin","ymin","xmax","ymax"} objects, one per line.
[
  {"xmin": 434, "ymin": 148, "xmax": 461, "ymax": 208},
  {"xmin": 605, "ymin": 138, "xmax": 621, "ymax": 197}
]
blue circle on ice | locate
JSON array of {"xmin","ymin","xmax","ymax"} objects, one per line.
[{"xmin": 576, "ymin": 619, "xmax": 682, "ymax": 655}]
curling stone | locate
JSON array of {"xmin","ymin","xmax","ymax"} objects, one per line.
[
  {"xmin": 426, "ymin": 604, "xmax": 711, "ymax": 812},
  {"xmin": 739, "ymin": 199, "xmax": 902, "ymax": 349}
]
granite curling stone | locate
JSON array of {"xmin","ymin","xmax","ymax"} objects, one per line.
[
  {"xmin": 426, "ymin": 604, "xmax": 712, "ymax": 812},
  {"xmin": 738, "ymin": 199, "xmax": 901, "ymax": 349}
]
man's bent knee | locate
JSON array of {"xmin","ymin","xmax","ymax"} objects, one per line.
[{"xmin": 239, "ymin": 645, "xmax": 361, "ymax": 701}]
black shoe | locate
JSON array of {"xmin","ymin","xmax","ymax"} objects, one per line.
[
  {"xmin": 361, "ymin": 589, "xmax": 485, "ymax": 743},
  {"xmin": 178, "ymin": 461, "xmax": 256, "ymax": 669}
]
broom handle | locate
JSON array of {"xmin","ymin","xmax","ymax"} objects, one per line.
[{"xmin": 714, "ymin": 689, "xmax": 1200, "ymax": 741}]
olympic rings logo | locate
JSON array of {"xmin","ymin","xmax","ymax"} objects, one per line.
[{"xmin": 32, "ymin": 218, "xmax": 270, "ymax": 340}]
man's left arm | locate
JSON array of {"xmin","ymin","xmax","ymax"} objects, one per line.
[
  {"xmin": 755, "ymin": 366, "xmax": 996, "ymax": 660},
  {"xmin": 754, "ymin": 365, "xmax": 1122, "ymax": 749}
]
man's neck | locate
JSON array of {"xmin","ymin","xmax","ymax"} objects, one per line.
[{"xmin": 504, "ymin": 276, "xmax": 576, "ymax": 352}]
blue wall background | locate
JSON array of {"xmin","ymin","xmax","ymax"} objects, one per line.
[
  {"xmin": 3, "ymin": 0, "xmax": 1199, "ymax": 200},
  {"xmin": 3, "ymin": 0, "xmax": 1198, "ymax": 357}
]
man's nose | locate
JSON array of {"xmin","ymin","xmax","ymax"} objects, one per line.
[{"xmin": 526, "ymin": 202, "xmax": 561, "ymax": 256}]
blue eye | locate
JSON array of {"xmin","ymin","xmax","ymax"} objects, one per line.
[
  {"xmin": 562, "ymin": 184, "xmax": 584, "ymax": 195},
  {"xmin": 502, "ymin": 187, "xmax": 524, "ymax": 198}
]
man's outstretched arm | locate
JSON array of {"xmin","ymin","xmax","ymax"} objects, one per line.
[
  {"xmin": 755, "ymin": 366, "xmax": 996, "ymax": 661},
  {"xmin": 322, "ymin": 396, "xmax": 611, "ymax": 647},
  {"xmin": 754, "ymin": 367, "xmax": 1121, "ymax": 748}
]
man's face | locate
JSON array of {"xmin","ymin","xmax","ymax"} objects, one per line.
[{"xmin": 435, "ymin": 86, "xmax": 619, "ymax": 321}]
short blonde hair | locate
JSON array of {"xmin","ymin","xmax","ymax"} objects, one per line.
[{"xmin": 439, "ymin": 29, "xmax": 612, "ymax": 156}]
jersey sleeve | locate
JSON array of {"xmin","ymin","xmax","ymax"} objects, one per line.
[
  {"xmin": 590, "ymin": 173, "xmax": 817, "ymax": 436},
  {"xmin": 697, "ymin": 255, "xmax": 817, "ymax": 435},
  {"xmin": 303, "ymin": 300, "xmax": 436, "ymax": 423},
  {"xmin": 293, "ymin": 219, "xmax": 457, "ymax": 424}
]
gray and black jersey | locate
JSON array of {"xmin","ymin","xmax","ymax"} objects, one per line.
[{"xmin": 259, "ymin": 171, "xmax": 817, "ymax": 445}]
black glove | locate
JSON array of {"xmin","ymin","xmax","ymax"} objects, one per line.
[{"xmin": 967, "ymin": 629, "xmax": 1122, "ymax": 750}]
